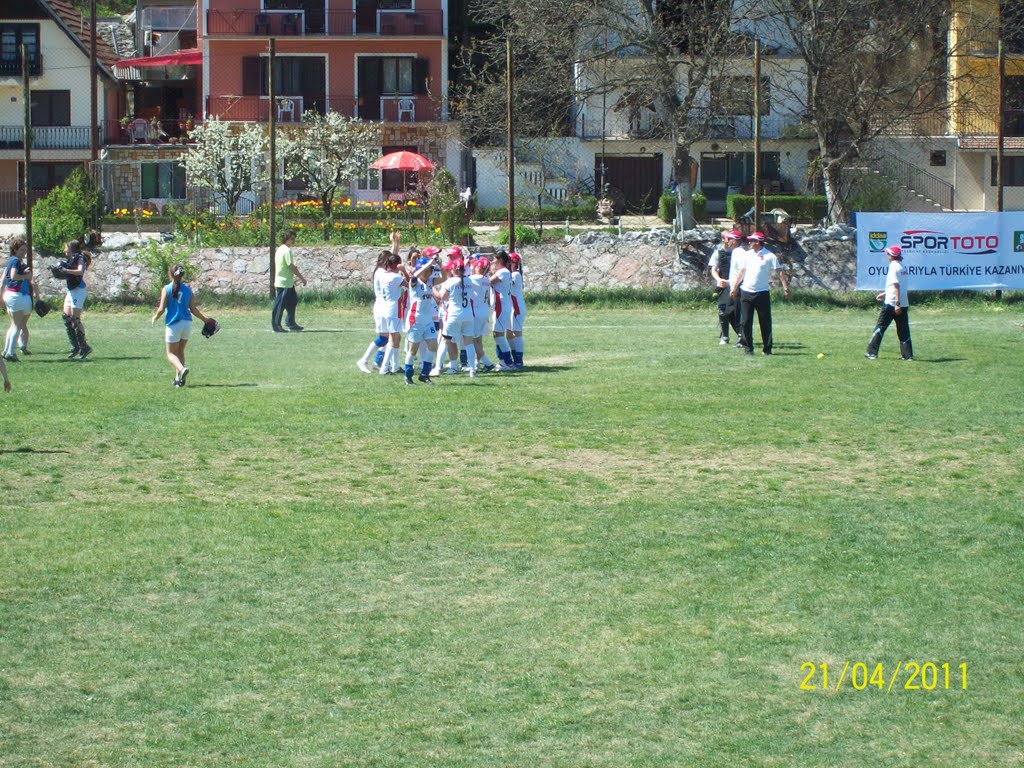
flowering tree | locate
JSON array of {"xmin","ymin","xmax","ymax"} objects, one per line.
[
  {"xmin": 278, "ymin": 111, "xmax": 381, "ymax": 229},
  {"xmin": 181, "ymin": 118, "xmax": 269, "ymax": 214}
]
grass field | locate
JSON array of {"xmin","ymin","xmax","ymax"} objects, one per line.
[{"xmin": 2, "ymin": 301, "xmax": 1023, "ymax": 767}]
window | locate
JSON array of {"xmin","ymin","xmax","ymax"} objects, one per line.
[
  {"xmin": 141, "ymin": 161, "xmax": 186, "ymax": 199},
  {"xmin": 31, "ymin": 91, "xmax": 71, "ymax": 127},
  {"xmin": 991, "ymin": 156, "xmax": 1024, "ymax": 186},
  {"xmin": 381, "ymin": 144, "xmax": 417, "ymax": 193},
  {"xmin": 382, "ymin": 58, "xmax": 413, "ymax": 94},
  {"xmin": 930, "ymin": 150, "xmax": 946, "ymax": 167},
  {"xmin": 21, "ymin": 162, "xmax": 80, "ymax": 190},
  {"xmin": 0, "ymin": 24, "xmax": 40, "ymax": 76},
  {"xmin": 244, "ymin": 56, "xmax": 325, "ymax": 97},
  {"xmin": 713, "ymin": 76, "xmax": 770, "ymax": 117},
  {"xmin": 356, "ymin": 168, "xmax": 380, "ymax": 192}
]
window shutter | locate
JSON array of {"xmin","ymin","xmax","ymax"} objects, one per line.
[
  {"xmin": 141, "ymin": 163, "xmax": 158, "ymax": 198},
  {"xmin": 413, "ymin": 58, "xmax": 429, "ymax": 95},
  {"xmin": 242, "ymin": 56, "xmax": 261, "ymax": 96}
]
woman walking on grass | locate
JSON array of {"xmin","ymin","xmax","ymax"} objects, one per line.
[
  {"xmin": 152, "ymin": 263, "xmax": 213, "ymax": 388},
  {"xmin": 3, "ymin": 239, "xmax": 34, "ymax": 362}
]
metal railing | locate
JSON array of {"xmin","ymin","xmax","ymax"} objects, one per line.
[
  {"xmin": 574, "ymin": 111, "xmax": 808, "ymax": 141},
  {"xmin": 0, "ymin": 188, "xmax": 49, "ymax": 218},
  {"xmin": 206, "ymin": 9, "xmax": 443, "ymax": 36},
  {"xmin": 0, "ymin": 53, "xmax": 42, "ymax": 78},
  {"xmin": 205, "ymin": 95, "xmax": 442, "ymax": 123},
  {"xmin": 865, "ymin": 149, "xmax": 955, "ymax": 211},
  {"xmin": 0, "ymin": 124, "xmax": 104, "ymax": 150}
]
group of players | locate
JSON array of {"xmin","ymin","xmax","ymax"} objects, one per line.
[{"xmin": 355, "ymin": 232, "xmax": 526, "ymax": 384}]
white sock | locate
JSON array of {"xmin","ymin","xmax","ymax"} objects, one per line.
[
  {"xmin": 466, "ymin": 345, "xmax": 477, "ymax": 370},
  {"xmin": 359, "ymin": 341, "xmax": 378, "ymax": 364},
  {"xmin": 379, "ymin": 345, "xmax": 393, "ymax": 374}
]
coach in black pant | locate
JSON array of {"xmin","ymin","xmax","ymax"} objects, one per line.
[{"xmin": 730, "ymin": 231, "xmax": 790, "ymax": 355}]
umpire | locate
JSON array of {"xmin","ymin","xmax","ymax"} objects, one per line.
[{"xmin": 730, "ymin": 231, "xmax": 791, "ymax": 356}]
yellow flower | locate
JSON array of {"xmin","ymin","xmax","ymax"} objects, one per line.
[{"xmin": 434, "ymin": 227, "xmax": 441, "ymax": 233}]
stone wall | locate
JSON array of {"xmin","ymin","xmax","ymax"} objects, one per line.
[{"xmin": 5, "ymin": 226, "xmax": 860, "ymax": 300}]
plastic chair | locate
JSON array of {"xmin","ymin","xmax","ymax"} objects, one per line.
[
  {"xmin": 254, "ymin": 13, "xmax": 270, "ymax": 34},
  {"xmin": 277, "ymin": 98, "xmax": 296, "ymax": 122},
  {"xmin": 130, "ymin": 118, "xmax": 151, "ymax": 142},
  {"xmin": 397, "ymin": 97, "xmax": 415, "ymax": 122}
]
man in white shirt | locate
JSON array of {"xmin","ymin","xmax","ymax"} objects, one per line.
[
  {"xmin": 729, "ymin": 231, "xmax": 791, "ymax": 355},
  {"xmin": 865, "ymin": 245, "xmax": 912, "ymax": 360}
]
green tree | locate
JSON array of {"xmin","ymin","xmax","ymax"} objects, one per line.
[
  {"xmin": 31, "ymin": 167, "xmax": 103, "ymax": 256},
  {"xmin": 427, "ymin": 168, "xmax": 464, "ymax": 242}
]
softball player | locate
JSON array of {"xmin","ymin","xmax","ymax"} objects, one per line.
[
  {"xmin": 59, "ymin": 240, "xmax": 92, "ymax": 359},
  {"xmin": 490, "ymin": 251, "xmax": 515, "ymax": 369},
  {"xmin": 403, "ymin": 255, "xmax": 441, "ymax": 384},
  {"xmin": 3, "ymin": 239, "xmax": 33, "ymax": 361},
  {"xmin": 507, "ymin": 252, "xmax": 526, "ymax": 369},
  {"xmin": 432, "ymin": 257, "xmax": 478, "ymax": 377},
  {"xmin": 468, "ymin": 256, "xmax": 496, "ymax": 372},
  {"xmin": 152, "ymin": 263, "xmax": 213, "ymax": 387}
]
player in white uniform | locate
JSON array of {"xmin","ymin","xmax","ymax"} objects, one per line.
[
  {"xmin": 489, "ymin": 251, "xmax": 515, "ymax": 370},
  {"xmin": 374, "ymin": 251, "xmax": 406, "ymax": 375},
  {"xmin": 432, "ymin": 257, "xmax": 479, "ymax": 377},
  {"xmin": 468, "ymin": 256, "xmax": 497, "ymax": 372},
  {"xmin": 507, "ymin": 252, "xmax": 526, "ymax": 369},
  {"xmin": 403, "ymin": 255, "xmax": 441, "ymax": 384},
  {"xmin": 729, "ymin": 231, "xmax": 790, "ymax": 355},
  {"xmin": 357, "ymin": 232, "xmax": 401, "ymax": 373},
  {"xmin": 431, "ymin": 247, "xmax": 464, "ymax": 375}
]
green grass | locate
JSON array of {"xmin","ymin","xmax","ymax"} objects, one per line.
[{"xmin": 2, "ymin": 303, "xmax": 1023, "ymax": 767}]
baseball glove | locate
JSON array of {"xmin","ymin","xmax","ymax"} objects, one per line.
[
  {"xmin": 34, "ymin": 299, "xmax": 51, "ymax": 318},
  {"xmin": 202, "ymin": 318, "xmax": 220, "ymax": 338},
  {"xmin": 49, "ymin": 266, "xmax": 66, "ymax": 280}
]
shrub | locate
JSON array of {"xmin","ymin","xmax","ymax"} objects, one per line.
[
  {"xmin": 726, "ymin": 194, "xmax": 827, "ymax": 222},
  {"xmin": 475, "ymin": 197, "xmax": 598, "ymax": 223},
  {"xmin": 428, "ymin": 168, "xmax": 465, "ymax": 243},
  {"xmin": 847, "ymin": 174, "xmax": 900, "ymax": 213},
  {"xmin": 495, "ymin": 225, "xmax": 542, "ymax": 245},
  {"xmin": 135, "ymin": 239, "xmax": 198, "ymax": 298},
  {"xmin": 31, "ymin": 168, "xmax": 104, "ymax": 255},
  {"xmin": 659, "ymin": 189, "xmax": 706, "ymax": 224}
]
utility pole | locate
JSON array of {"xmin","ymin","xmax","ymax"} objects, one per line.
[
  {"xmin": 22, "ymin": 43, "xmax": 32, "ymax": 268},
  {"xmin": 506, "ymin": 33, "xmax": 515, "ymax": 252},
  {"xmin": 90, "ymin": 0, "xmax": 98, "ymax": 163},
  {"xmin": 753, "ymin": 39, "xmax": 762, "ymax": 232},
  {"xmin": 269, "ymin": 38, "xmax": 277, "ymax": 297},
  {"xmin": 996, "ymin": 39, "xmax": 1005, "ymax": 301}
]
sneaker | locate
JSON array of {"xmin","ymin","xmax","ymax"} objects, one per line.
[
  {"xmin": 418, "ymin": 374, "xmax": 433, "ymax": 384},
  {"xmin": 18, "ymin": 347, "xmax": 30, "ymax": 355},
  {"xmin": 79, "ymin": 345, "xmax": 92, "ymax": 360},
  {"xmin": 719, "ymin": 337, "xmax": 729, "ymax": 345},
  {"xmin": 173, "ymin": 376, "xmax": 182, "ymax": 388},
  {"xmin": 178, "ymin": 367, "xmax": 189, "ymax": 387},
  {"xmin": 287, "ymin": 324, "xmax": 304, "ymax": 332},
  {"xmin": 864, "ymin": 353, "xmax": 877, "ymax": 360},
  {"xmin": 429, "ymin": 367, "xmax": 441, "ymax": 377},
  {"xmin": 404, "ymin": 375, "xmax": 415, "ymax": 386},
  {"xmin": 440, "ymin": 368, "xmax": 458, "ymax": 375},
  {"xmin": 356, "ymin": 360, "xmax": 372, "ymax": 374},
  {"xmin": 732, "ymin": 342, "xmax": 744, "ymax": 349},
  {"xmin": 272, "ymin": 326, "xmax": 286, "ymax": 333},
  {"xmin": 902, "ymin": 357, "xmax": 914, "ymax": 362},
  {"xmin": 3, "ymin": 354, "xmax": 18, "ymax": 362},
  {"xmin": 762, "ymin": 351, "xmax": 772, "ymax": 356},
  {"xmin": 481, "ymin": 363, "xmax": 496, "ymax": 373},
  {"xmin": 67, "ymin": 349, "xmax": 80, "ymax": 359},
  {"xmin": 469, "ymin": 369, "xmax": 477, "ymax": 379}
]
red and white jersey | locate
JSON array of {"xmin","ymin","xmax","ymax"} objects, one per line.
[
  {"xmin": 467, "ymin": 274, "xmax": 491, "ymax": 319},
  {"xmin": 491, "ymin": 267, "xmax": 512, "ymax": 318},
  {"xmin": 374, "ymin": 269, "xmax": 404, "ymax": 319},
  {"xmin": 509, "ymin": 271, "xmax": 525, "ymax": 317},
  {"xmin": 440, "ymin": 276, "xmax": 475, "ymax": 323},
  {"xmin": 405, "ymin": 274, "xmax": 437, "ymax": 329}
]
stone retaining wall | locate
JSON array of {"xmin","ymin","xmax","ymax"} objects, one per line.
[{"xmin": 5, "ymin": 226, "xmax": 860, "ymax": 300}]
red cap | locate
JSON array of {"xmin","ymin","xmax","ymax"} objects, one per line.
[
  {"xmin": 884, "ymin": 245, "xmax": 902, "ymax": 258},
  {"xmin": 475, "ymin": 257, "xmax": 491, "ymax": 271},
  {"xmin": 746, "ymin": 231, "xmax": 766, "ymax": 242},
  {"xmin": 508, "ymin": 252, "xmax": 521, "ymax": 263},
  {"xmin": 443, "ymin": 258, "xmax": 464, "ymax": 272},
  {"xmin": 724, "ymin": 230, "xmax": 743, "ymax": 240},
  {"xmin": 447, "ymin": 246, "xmax": 463, "ymax": 259},
  {"xmin": 420, "ymin": 246, "xmax": 440, "ymax": 257}
]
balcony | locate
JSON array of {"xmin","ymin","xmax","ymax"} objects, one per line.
[
  {"xmin": 0, "ymin": 124, "xmax": 105, "ymax": 150},
  {"xmin": 0, "ymin": 53, "xmax": 42, "ymax": 78},
  {"xmin": 206, "ymin": 9, "xmax": 443, "ymax": 37},
  {"xmin": 205, "ymin": 94, "xmax": 442, "ymax": 123}
]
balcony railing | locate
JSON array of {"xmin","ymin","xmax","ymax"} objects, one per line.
[
  {"xmin": 0, "ymin": 53, "xmax": 43, "ymax": 78},
  {"xmin": 0, "ymin": 188, "xmax": 49, "ymax": 218},
  {"xmin": 574, "ymin": 112, "xmax": 807, "ymax": 141},
  {"xmin": 0, "ymin": 124, "xmax": 104, "ymax": 150},
  {"xmin": 205, "ymin": 94, "xmax": 442, "ymax": 123},
  {"xmin": 206, "ymin": 9, "xmax": 443, "ymax": 37}
]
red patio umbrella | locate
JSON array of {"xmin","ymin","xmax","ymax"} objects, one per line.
[
  {"xmin": 370, "ymin": 150, "xmax": 435, "ymax": 171},
  {"xmin": 370, "ymin": 151, "xmax": 434, "ymax": 203}
]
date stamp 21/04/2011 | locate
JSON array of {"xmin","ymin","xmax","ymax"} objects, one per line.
[{"xmin": 799, "ymin": 661, "xmax": 967, "ymax": 692}]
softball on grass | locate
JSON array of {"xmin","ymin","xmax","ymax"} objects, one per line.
[{"xmin": 817, "ymin": 352, "xmax": 825, "ymax": 359}]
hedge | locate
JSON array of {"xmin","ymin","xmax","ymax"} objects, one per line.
[
  {"xmin": 659, "ymin": 190, "xmax": 707, "ymax": 223},
  {"xmin": 475, "ymin": 198, "xmax": 598, "ymax": 223},
  {"xmin": 726, "ymin": 194, "xmax": 827, "ymax": 222}
]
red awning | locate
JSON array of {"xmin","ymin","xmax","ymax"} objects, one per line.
[{"xmin": 115, "ymin": 49, "xmax": 202, "ymax": 68}]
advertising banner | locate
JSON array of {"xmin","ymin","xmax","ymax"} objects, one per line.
[{"xmin": 856, "ymin": 212, "xmax": 1024, "ymax": 290}]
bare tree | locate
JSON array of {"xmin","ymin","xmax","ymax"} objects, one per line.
[
  {"xmin": 750, "ymin": 0, "xmax": 962, "ymax": 224},
  {"xmin": 456, "ymin": 0, "xmax": 741, "ymax": 228}
]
